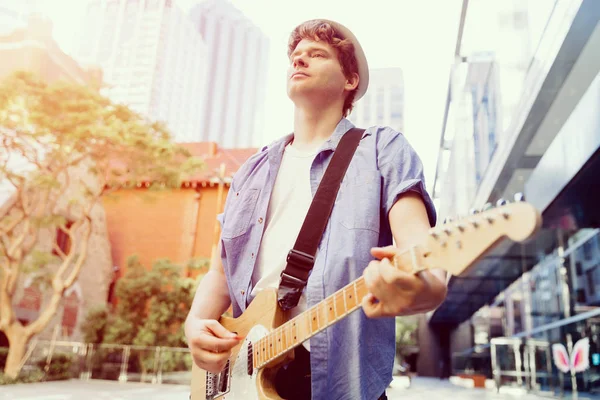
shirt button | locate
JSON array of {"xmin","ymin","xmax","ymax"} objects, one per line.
[
  {"xmin": 251, "ymin": 252, "xmax": 254, "ymax": 257},
  {"xmin": 241, "ymin": 290, "xmax": 245, "ymax": 295},
  {"xmin": 258, "ymin": 217, "xmax": 263, "ymax": 224}
]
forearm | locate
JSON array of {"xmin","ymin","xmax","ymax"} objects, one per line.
[
  {"xmin": 185, "ymin": 270, "xmax": 231, "ymax": 333},
  {"xmin": 409, "ymin": 269, "xmax": 447, "ymax": 313}
]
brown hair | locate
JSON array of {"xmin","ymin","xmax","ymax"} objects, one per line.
[{"xmin": 288, "ymin": 20, "xmax": 359, "ymax": 117}]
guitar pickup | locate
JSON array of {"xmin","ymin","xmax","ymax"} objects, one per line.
[
  {"xmin": 247, "ymin": 341, "xmax": 253, "ymax": 375},
  {"xmin": 218, "ymin": 359, "xmax": 230, "ymax": 393}
]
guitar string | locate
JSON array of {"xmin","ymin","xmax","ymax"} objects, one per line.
[
  {"xmin": 207, "ymin": 208, "xmax": 506, "ymax": 383},
  {"xmin": 209, "ymin": 244, "xmax": 422, "ymax": 381}
]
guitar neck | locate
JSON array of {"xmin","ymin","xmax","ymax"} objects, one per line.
[
  {"xmin": 253, "ymin": 275, "xmax": 370, "ymax": 369},
  {"xmin": 252, "ymin": 200, "xmax": 543, "ymax": 369}
]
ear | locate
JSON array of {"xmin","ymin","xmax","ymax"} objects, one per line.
[
  {"xmin": 571, "ymin": 337, "xmax": 590, "ymax": 373},
  {"xmin": 344, "ymin": 72, "xmax": 359, "ymax": 92},
  {"xmin": 552, "ymin": 343, "xmax": 570, "ymax": 373}
]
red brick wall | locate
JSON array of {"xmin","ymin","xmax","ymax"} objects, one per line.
[{"xmin": 103, "ymin": 186, "xmax": 228, "ymax": 277}]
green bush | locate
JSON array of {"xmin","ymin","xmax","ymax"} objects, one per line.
[
  {"xmin": 35, "ymin": 352, "xmax": 76, "ymax": 381},
  {"xmin": 80, "ymin": 305, "xmax": 109, "ymax": 344},
  {"xmin": 0, "ymin": 367, "xmax": 44, "ymax": 385}
]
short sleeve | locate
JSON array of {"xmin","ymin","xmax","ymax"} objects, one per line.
[{"xmin": 377, "ymin": 128, "xmax": 437, "ymax": 227}]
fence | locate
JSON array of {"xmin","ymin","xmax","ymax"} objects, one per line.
[{"xmin": 17, "ymin": 339, "xmax": 192, "ymax": 385}]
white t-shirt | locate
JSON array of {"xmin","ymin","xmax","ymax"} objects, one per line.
[{"xmin": 250, "ymin": 143, "xmax": 317, "ymax": 350}]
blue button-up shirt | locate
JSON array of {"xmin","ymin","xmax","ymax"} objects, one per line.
[{"xmin": 218, "ymin": 118, "xmax": 436, "ymax": 400}]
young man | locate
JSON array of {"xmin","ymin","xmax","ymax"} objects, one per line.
[{"xmin": 185, "ymin": 19, "xmax": 447, "ymax": 400}]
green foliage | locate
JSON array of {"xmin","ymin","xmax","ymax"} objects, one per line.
[
  {"xmin": 35, "ymin": 352, "xmax": 75, "ymax": 381},
  {"xmin": 80, "ymin": 304, "xmax": 109, "ymax": 344},
  {"xmin": 395, "ymin": 316, "xmax": 418, "ymax": 358},
  {"xmin": 82, "ymin": 256, "xmax": 196, "ymax": 373},
  {"xmin": 0, "ymin": 368, "xmax": 44, "ymax": 385},
  {"xmin": 187, "ymin": 258, "xmax": 210, "ymax": 274},
  {"xmin": 105, "ymin": 257, "xmax": 195, "ymax": 349}
]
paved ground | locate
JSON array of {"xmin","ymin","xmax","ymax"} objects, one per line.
[{"xmin": 0, "ymin": 377, "xmax": 597, "ymax": 399}]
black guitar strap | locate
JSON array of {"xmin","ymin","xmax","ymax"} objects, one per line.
[{"xmin": 277, "ymin": 128, "xmax": 365, "ymax": 311}]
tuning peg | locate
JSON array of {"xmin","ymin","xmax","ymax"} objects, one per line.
[
  {"xmin": 514, "ymin": 193, "xmax": 525, "ymax": 202},
  {"xmin": 496, "ymin": 198, "xmax": 508, "ymax": 207},
  {"xmin": 469, "ymin": 208, "xmax": 479, "ymax": 215}
]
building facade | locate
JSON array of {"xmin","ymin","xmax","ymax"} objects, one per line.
[
  {"xmin": 349, "ymin": 68, "xmax": 404, "ymax": 133},
  {"xmin": 428, "ymin": 0, "xmax": 600, "ymax": 396},
  {"xmin": 102, "ymin": 143, "xmax": 257, "ymax": 285},
  {"xmin": 189, "ymin": 0, "xmax": 269, "ymax": 148},
  {"xmin": 0, "ymin": 0, "xmax": 41, "ymax": 35},
  {"xmin": 75, "ymin": 0, "xmax": 208, "ymax": 143}
]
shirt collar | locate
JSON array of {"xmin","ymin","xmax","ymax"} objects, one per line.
[{"xmin": 266, "ymin": 118, "xmax": 364, "ymax": 164}]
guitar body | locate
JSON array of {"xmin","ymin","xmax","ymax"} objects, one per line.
[{"xmin": 190, "ymin": 289, "xmax": 294, "ymax": 400}]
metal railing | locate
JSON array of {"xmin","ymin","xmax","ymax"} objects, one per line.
[{"xmin": 18, "ymin": 340, "xmax": 192, "ymax": 385}]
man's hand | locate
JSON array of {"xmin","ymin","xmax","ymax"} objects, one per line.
[
  {"xmin": 185, "ymin": 318, "xmax": 242, "ymax": 373},
  {"xmin": 361, "ymin": 245, "xmax": 447, "ymax": 318}
]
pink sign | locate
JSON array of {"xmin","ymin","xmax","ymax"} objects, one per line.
[{"xmin": 552, "ymin": 337, "xmax": 590, "ymax": 374}]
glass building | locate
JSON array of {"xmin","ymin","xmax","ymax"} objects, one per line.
[{"xmin": 425, "ymin": 0, "xmax": 600, "ymax": 397}]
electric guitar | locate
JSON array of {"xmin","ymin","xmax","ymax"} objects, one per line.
[{"xmin": 190, "ymin": 199, "xmax": 542, "ymax": 399}]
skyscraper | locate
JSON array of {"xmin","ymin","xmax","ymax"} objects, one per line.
[
  {"xmin": 75, "ymin": 0, "xmax": 208, "ymax": 142},
  {"xmin": 349, "ymin": 68, "xmax": 404, "ymax": 133},
  {"xmin": 190, "ymin": 0, "xmax": 269, "ymax": 148},
  {"xmin": 0, "ymin": 0, "xmax": 41, "ymax": 35}
]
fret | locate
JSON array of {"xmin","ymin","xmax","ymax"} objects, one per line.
[
  {"xmin": 292, "ymin": 319, "xmax": 299, "ymax": 347},
  {"xmin": 309, "ymin": 307, "xmax": 318, "ymax": 334},
  {"xmin": 353, "ymin": 281, "xmax": 358, "ymax": 305},
  {"xmin": 282, "ymin": 324, "xmax": 289, "ymax": 351},
  {"xmin": 329, "ymin": 295, "xmax": 337, "ymax": 322},
  {"xmin": 268, "ymin": 332, "xmax": 273, "ymax": 359},
  {"xmin": 254, "ymin": 340, "xmax": 259, "ymax": 367},
  {"xmin": 316, "ymin": 305, "xmax": 321, "ymax": 330},
  {"xmin": 342, "ymin": 287, "xmax": 348, "ymax": 314}
]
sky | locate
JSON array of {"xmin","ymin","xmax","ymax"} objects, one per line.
[{"xmin": 32, "ymin": 0, "xmax": 463, "ymax": 186}]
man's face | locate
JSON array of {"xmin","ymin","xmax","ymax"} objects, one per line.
[{"xmin": 286, "ymin": 39, "xmax": 349, "ymax": 104}]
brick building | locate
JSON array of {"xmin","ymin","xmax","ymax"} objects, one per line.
[{"xmin": 103, "ymin": 143, "xmax": 257, "ymax": 294}]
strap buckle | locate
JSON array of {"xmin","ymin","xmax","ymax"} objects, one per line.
[
  {"xmin": 286, "ymin": 249, "xmax": 315, "ymax": 271},
  {"xmin": 279, "ymin": 272, "xmax": 307, "ymax": 288}
]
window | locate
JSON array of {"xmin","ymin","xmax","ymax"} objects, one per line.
[
  {"xmin": 587, "ymin": 268, "xmax": 596, "ymax": 296},
  {"xmin": 53, "ymin": 221, "xmax": 74, "ymax": 257},
  {"xmin": 583, "ymin": 240, "xmax": 593, "ymax": 260},
  {"xmin": 390, "ymin": 85, "xmax": 403, "ymax": 119},
  {"xmin": 376, "ymin": 87, "xmax": 385, "ymax": 123}
]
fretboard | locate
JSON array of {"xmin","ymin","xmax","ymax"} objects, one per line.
[{"xmin": 253, "ymin": 276, "xmax": 369, "ymax": 369}]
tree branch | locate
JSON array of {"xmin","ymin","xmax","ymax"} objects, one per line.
[
  {"xmin": 23, "ymin": 289, "xmax": 62, "ymax": 337},
  {"xmin": 0, "ymin": 210, "xmax": 25, "ymax": 237},
  {"xmin": 0, "ymin": 279, "xmax": 14, "ymax": 331},
  {"xmin": 64, "ymin": 215, "xmax": 92, "ymax": 288},
  {"xmin": 6, "ymin": 219, "xmax": 29, "ymax": 260}
]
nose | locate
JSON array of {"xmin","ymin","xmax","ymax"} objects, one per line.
[{"xmin": 292, "ymin": 54, "xmax": 308, "ymax": 68}]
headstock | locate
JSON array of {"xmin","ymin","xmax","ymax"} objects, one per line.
[{"xmin": 421, "ymin": 197, "xmax": 541, "ymax": 276}]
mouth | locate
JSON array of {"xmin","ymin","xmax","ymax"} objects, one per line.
[{"xmin": 291, "ymin": 72, "xmax": 309, "ymax": 79}]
